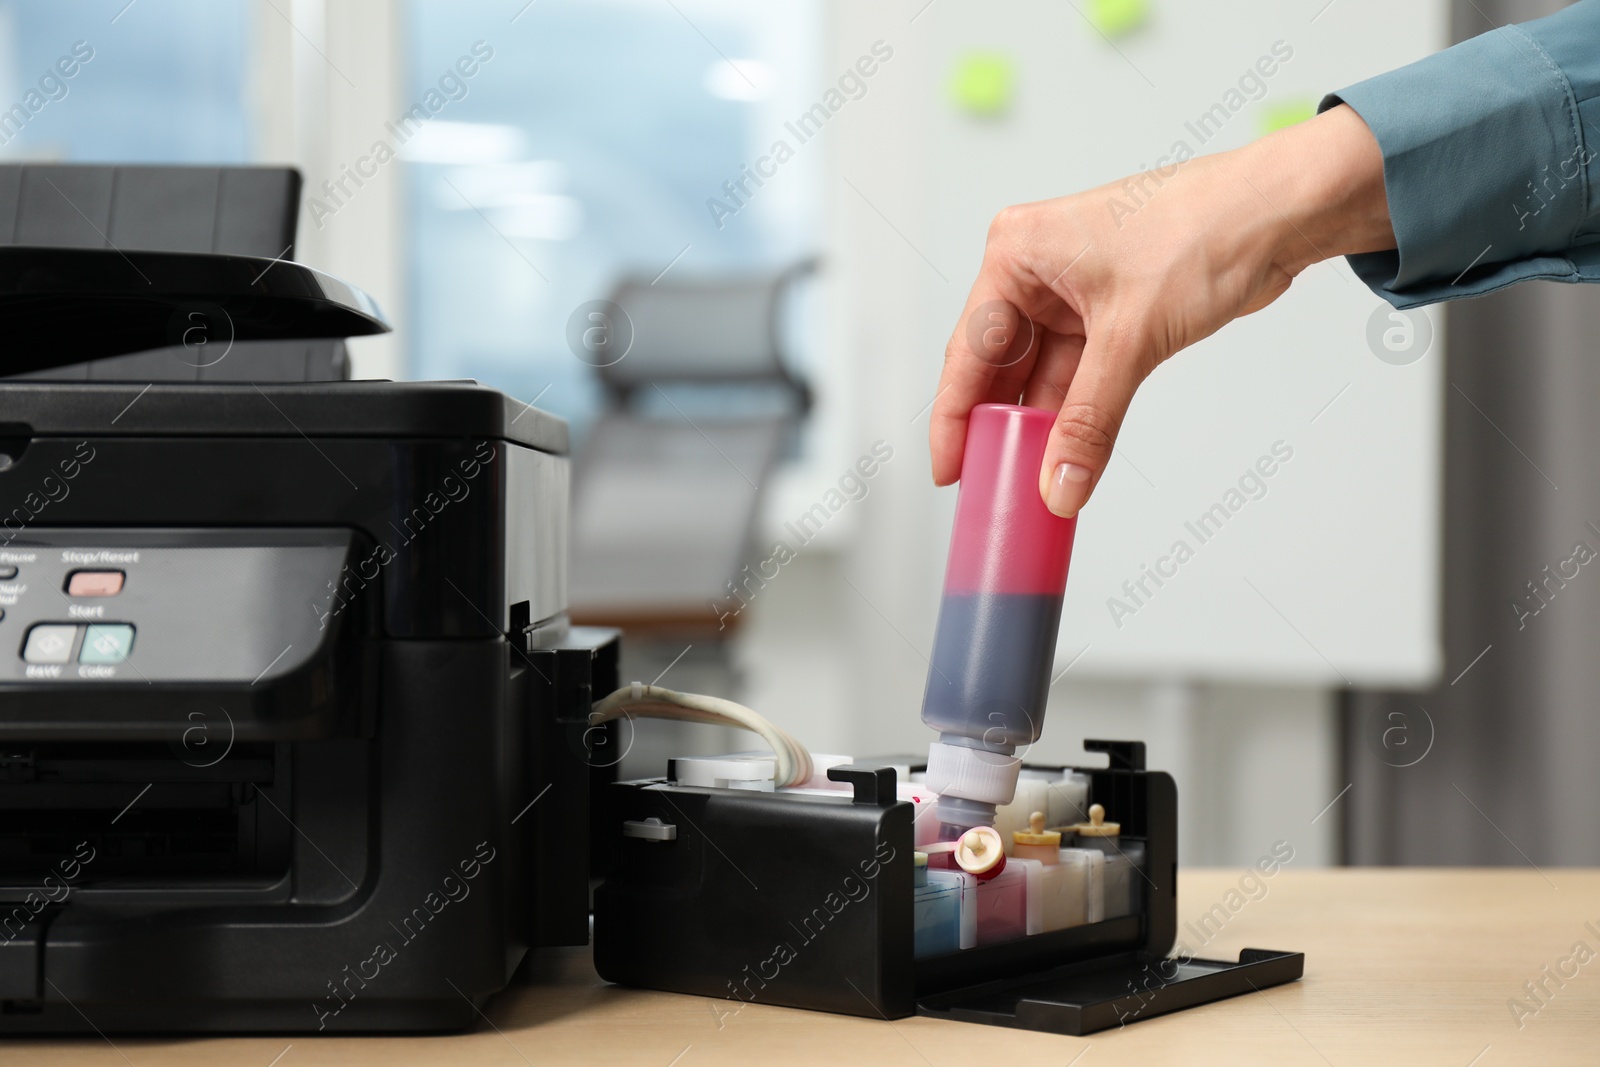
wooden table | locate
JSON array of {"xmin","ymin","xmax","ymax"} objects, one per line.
[{"xmin": 13, "ymin": 870, "xmax": 1600, "ymax": 1066}]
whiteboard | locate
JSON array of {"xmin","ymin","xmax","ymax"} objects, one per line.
[{"xmin": 912, "ymin": 0, "xmax": 1448, "ymax": 685}]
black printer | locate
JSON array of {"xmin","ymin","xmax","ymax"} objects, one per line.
[{"xmin": 0, "ymin": 165, "xmax": 615, "ymax": 1032}]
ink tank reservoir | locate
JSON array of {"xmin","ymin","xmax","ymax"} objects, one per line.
[
  {"xmin": 1067, "ymin": 803, "xmax": 1143, "ymax": 919},
  {"xmin": 922, "ymin": 403, "xmax": 1077, "ymax": 832},
  {"xmin": 912, "ymin": 852, "xmax": 963, "ymax": 957}
]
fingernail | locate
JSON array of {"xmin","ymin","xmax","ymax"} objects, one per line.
[{"xmin": 1046, "ymin": 462, "xmax": 1091, "ymax": 517}]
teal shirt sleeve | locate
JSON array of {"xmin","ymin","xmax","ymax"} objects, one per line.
[{"xmin": 1318, "ymin": 0, "xmax": 1600, "ymax": 308}]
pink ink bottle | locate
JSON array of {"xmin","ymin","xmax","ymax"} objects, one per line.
[{"xmin": 922, "ymin": 404, "xmax": 1077, "ymax": 833}]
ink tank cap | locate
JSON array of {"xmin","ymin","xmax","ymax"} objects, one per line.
[
  {"xmin": 955, "ymin": 826, "xmax": 1005, "ymax": 878},
  {"xmin": 1069, "ymin": 803, "xmax": 1121, "ymax": 837},
  {"xmin": 1013, "ymin": 811, "xmax": 1061, "ymax": 847},
  {"xmin": 924, "ymin": 740, "xmax": 1021, "ymax": 807}
]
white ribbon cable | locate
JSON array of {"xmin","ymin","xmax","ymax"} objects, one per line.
[{"xmin": 591, "ymin": 684, "xmax": 814, "ymax": 787}]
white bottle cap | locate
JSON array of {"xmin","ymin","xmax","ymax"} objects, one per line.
[{"xmin": 924, "ymin": 741, "xmax": 1021, "ymax": 807}]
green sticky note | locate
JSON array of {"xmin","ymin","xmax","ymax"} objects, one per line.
[
  {"xmin": 1088, "ymin": 0, "xmax": 1149, "ymax": 38},
  {"xmin": 950, "ymin": 52, "xmax": 1014, "ymax": 117},
  {"xmin": 1259, "ymin": 98, "xmax": 1317, "ymax": 135}
]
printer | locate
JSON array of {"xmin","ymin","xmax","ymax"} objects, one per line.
[{"xmin": 0, "ymin": 165, "xmax": 615, "ymax": 1032}]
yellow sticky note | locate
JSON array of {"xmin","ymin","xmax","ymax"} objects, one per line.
[
  {"xmin": 950, "ymin": 52, "xmax": 1014, "ymax": 117},
  {"xmin": 1088, "ymin": 0, "xmax": 1149, "ymax": 38},
  {"xmin": 1259, "ymin": 99, "xmax": 1316, "ymax": 135}
]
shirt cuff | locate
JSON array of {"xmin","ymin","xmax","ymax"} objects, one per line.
[{"xmin": 1318, "ymin": 19, "xmax": 1595, "ymax": 308}]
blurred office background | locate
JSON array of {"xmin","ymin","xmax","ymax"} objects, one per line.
[{"xmin": 5, "ymin": 0, "xmax": 1592, "ymax": 867}]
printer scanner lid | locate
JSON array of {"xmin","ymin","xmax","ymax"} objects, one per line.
[
  {"xmin": 0, "ymin": 246, "xmax": 568, "ymax": 454},
  {"xmin": 0, "ymin": 245, "xmax": 389, "ymax": 377}
]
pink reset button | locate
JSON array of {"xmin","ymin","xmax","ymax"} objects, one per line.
[{"xmin": 66, "ymin": 570, "xmax": 125, "ymax": 597}]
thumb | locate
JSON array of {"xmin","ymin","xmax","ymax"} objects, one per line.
[{"xmin": 1037, "ymin": 331, "xmax": 1146, "ymax": 518}]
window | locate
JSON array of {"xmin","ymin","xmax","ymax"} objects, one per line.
[
  {"xmin": 0, "ymin": 0, "xmax": 250, "ymax": 164},
  {"xmin": 402, "ymin": 0, "xmax": 821, "ymax": 441}
]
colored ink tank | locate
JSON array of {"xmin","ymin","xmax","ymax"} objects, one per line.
[
  {"xmin": 912, "ymin": 852, "xmax": 963, "ymax": 957},
  {"xmin": 1013, "ymin": 812, "xmax": 1086, "ymax": 934},
  {"xmin": 925, "ymin": 868, "xmax": 977, "ymax": 950},
  {"xmin": 1060, "ymin": 848, "xmax": 1106, "ymax": 924},
  {"xmin": 922, "ymin": 403, "xmax": 1077, "ymax": 831},
  {"xmin": 966, "ymin": 865, "xmax": 1029, "ymax": 946},
  {"xmin": 1067, "ymin": 804, "xmax": 1143, "ymax": 919}
]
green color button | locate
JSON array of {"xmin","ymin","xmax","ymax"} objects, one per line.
[{"xmin": 80, "ymin": 624, "xmax": 135, "ymax": 664}]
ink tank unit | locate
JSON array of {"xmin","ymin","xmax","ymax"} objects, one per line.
[
  {"xmin": 595, "ymin": 742, "xmax": 1304, "ymax": 1034},
  {"xmin": 0, "ymin": 164, "xmax": 614, "ymax": 1032}
]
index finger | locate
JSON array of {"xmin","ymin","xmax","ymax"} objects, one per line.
[{"xmin": 929, "ymin": 273, "xmax": 1043, "ymax": 485}]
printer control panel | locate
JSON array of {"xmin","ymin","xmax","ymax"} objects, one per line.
[{"xmin": 0, "ymin": 529, "xmax": 355, "ymax": 685}]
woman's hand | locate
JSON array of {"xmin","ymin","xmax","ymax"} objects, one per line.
[{"xmin": 929, "ymin": 103, "xmax": 1394, "ymax": 517}]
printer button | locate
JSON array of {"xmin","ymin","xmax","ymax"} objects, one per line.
[
  {"xmin": 23, "ymin": 625, "xmax": 78, "ymax": 664},
  {"xmin": 0, "ymin": 565, "xmax": 16, "ymax": 579},
  {"xmin": 80, "ymin": 624, "xmax": 135, "ymax": 665},
  {"xmin": 66, "ymin": 570, "xmax": 125, "ymax": 597}
]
